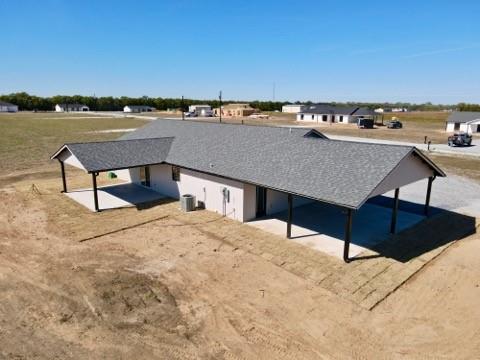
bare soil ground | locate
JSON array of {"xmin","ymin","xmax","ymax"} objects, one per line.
[
  {"xmin": 1, "ymin": 112, "xmax": 480, "ymax": 359},
  {"xmin": 1, "ymin": 170, "xmax": 479, "ymax": 359}
]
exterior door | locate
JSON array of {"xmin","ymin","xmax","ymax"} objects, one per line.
[
  {"xmin": 140, "ymin": 166, "xmax": 150, "ymax": 187},
  {"xmin": 256, "ymin": 187, "xmax": 267, "ymax": 218}
]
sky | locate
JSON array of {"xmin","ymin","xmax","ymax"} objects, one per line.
[{"xmin": 1, "ymin": 0, "xmax": 480, "ymax": 104}]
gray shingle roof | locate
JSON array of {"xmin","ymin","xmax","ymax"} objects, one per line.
[
  {"xmin": 120, "ymin": 119, "xmax": 443, "ymax": 209},
  {"xmin": 447, "ymin": 111, "xmax": 480, "ymax": 123},
  {"xmin": 0, "ymin": 101, "xmax": 16, "ymax": 106},
  {"xmin": 52, "ymin": 138, "xmax": 173, "ymax": 172},
  {"xmin": 52, "ymin": 119, "xmax": 444, "ymax": 209},
  {"xmin": 300, "ymin": 104, "xmax": 376, "ymax": 116},
  {"xmin": 125, "ymin": 105, "xmax": 154, "ymax": 109}
]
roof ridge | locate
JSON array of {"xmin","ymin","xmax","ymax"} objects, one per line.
[
  {"xmin": 154, "ymin": 117, "xmax": 310, "ymax": 131},
  {"xmin": 66, "ymin": 136, "xmax": 175, "ymax": 146}
]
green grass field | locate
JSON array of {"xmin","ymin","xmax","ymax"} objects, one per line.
[{"xmin": 0, "ymin": 113, "xmax": 148, "ymax": 174}]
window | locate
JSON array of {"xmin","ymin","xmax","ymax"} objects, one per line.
[
  {"xmin": 172, "ymin": 166, "xmax": 180, "ymax": 181},
  {"xmin": 311, "ymin": 115, "xmax": 314, "ymax": 120},
  {"xmin": 300, "ymin": 114, "xmax": 304, "ymax": 120},
  {"xmin": 339, "ymin": 115, "xmax": 343, "ymax": 122},
  {"xmin": 454, "ymin": 122, "xmax": 460, "ymax": 131},
  {"xmin": 322, "ymin": 115, "xmax": 327, "ymax": 122}
]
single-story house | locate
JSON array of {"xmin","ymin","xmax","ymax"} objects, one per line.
[
  {"xmin": 124, "ymin": 105, "xmax": 155, "ymax": 113},
  {"xmin": 282, "ymin": 104, "xmax": 305, "ymax": 113},
  {"xmin": 55, "ymin": 104, "xmax": 90, "ymax": 112},
  {"xmin": 214, "ymin": 103, "xmax": 255, "ymax": 117},
  {"xmin": 188, "ymin": 105, "xmax": 213, "ymax": 116},
  {"xmin": 445, "ymin": 111, "xmax": 480, "ymax": 133},
  {"xmin": 0, "ymin": 101, "xmax": 19, "ymax": 112},
  {"xmin": 51, "ymin": 119, "xmax": 445, "ymax": 262},
  {"xmin": 297, "ymin": 104, "xmax": 378, "ymax": 124}
]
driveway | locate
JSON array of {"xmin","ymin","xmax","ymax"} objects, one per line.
[{"xmin": 326, "ymin": 134, "xmax": 480, "ymax": 157}]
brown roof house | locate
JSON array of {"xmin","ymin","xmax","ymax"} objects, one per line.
[{"xmin": 214, "ymin": 103, "xmax": 255, "ymax": 117}]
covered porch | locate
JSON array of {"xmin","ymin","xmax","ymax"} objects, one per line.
[
  {"xmin": 50, "ymin": 138, "xmax": 174, "ymax": 212},
  {"xmin": 248, "ymin": 198, "xmax": 427, "ymax": 260},
  {"xmin": 65, "ymin": 183, "xmax": 165, "ymax": 212},
  {"xmin": 247, "ymin": 148, "xmax": 445, "ymax": 263}
]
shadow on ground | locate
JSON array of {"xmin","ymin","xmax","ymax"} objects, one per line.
[{"xmin": 354, "ymin": 210, "xmax": 478, "ymax": 263}]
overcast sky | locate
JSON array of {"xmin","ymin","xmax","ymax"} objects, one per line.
[{"xmin": 1, "ymin": 0, "xmax": 479, "ymax": 104}]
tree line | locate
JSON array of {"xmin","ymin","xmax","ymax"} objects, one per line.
[{"xmin": 0, "ymin": 92, "xmax": 473, "ymax": 112}]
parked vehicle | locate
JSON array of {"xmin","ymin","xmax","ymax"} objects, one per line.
[
  {"xmin": 448, "ymin": 132, "xmax": 472, "ymax": 147},
  {"xmin": 357, "ymin": 118, "xmax": 374, "ymax": 129},
  {"xmin": 387, "ymin": 120, "xmax": 403, "ymax": 129},
  {"xmin": 184, "ymin": 111, "xmax": 197, "ymax": 117}
]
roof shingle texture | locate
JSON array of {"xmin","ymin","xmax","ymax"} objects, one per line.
[
  {"xmin": 63, "ymin": 138, "xmax": 173, "ymax": 172},
  {"xmin": 118, "ymin": 120, "xmax": 415, "ymax": 209},
  {"xmin": 447, "ymin": 111, "xmax": 480, "ymax": 123}
]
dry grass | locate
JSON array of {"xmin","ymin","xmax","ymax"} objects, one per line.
[
  {"xmin": 428, "ymin": 153, "xmax": 480, "ymax": 182},
  {"xmin": 0, "ymin": 112, "xmax": 148, "ymax": 174},
  {"xmin": 311, "ymin": 111, "xmax": 450, "ymax": 144}
]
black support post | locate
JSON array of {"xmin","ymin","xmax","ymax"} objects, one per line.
[
  {"xmin": 286, "ymin": 194, "xmax": 293, "ymax": 238},
  {"xmin": 390, "ymin": 188, "xmax": 400, "ymax": 234},
  {"xmin": 92, "ymin": 172, "xmax": 99, "ymax": 212},
  {"xmin": 424, "ymin": 176, "xmax": 434, "ymax": 216},
  {"xmin": 343, "ymin": 208, "xmax": 353, "ymax": 263},
  {"xmin": 59, "ymin": 160, "xmax": 67, "ymax": 193}
]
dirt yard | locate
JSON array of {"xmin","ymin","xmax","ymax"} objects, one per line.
[{"xmin": 1, "ymin": 112, "xmax": 480, "ymax": 359}]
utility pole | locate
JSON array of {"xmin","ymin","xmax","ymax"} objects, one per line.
[
  {"xmin": 219, "ymin": 90, "xmax": 222, "ymax": 123},
  {"xmin": 181, "ymin": 95, "xmax": 184, "ymax": 120}
]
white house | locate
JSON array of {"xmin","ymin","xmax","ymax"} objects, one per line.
[
  {"xmin": 55, "ymin": 104, "xmax": 89, "ymax": 112},
  {"xmin": 297, "ymin": 104, "xmax": 377, "ymax": 124},
  {"xmin": 188, "ymin": 105, "xmax": 213, "ymax": 116},
  {"xmin": 0, "ymin": 101, "xmax": 18, "ymax": 112},
  {"xmin": 446, "ymin": 111, "xmax": 480, "ymax": 133},
  {"xmin": 124, "ymin": 105, "xmax": 155, "ymax": 113},
  {"xmin": 52, "ymin": 119, "xmax": 445, "ymax": 262},
  {"xmin": 282, "ymin": 104, "xmax": 305, "ymax": 113}
]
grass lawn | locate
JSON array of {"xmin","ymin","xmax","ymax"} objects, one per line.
[
  {"xmin": 0, "ymin": 112, "xmax": 148, "ymax": 175},
  {"xmin": 311, "ymin": 111, "xmax": 451, "ymax": 144}
]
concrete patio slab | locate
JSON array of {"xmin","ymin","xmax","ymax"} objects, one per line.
[
  {"xmin": 65, "ymin": 183, "xmax": 165, "ymax": 211},
  {"xmin": 248, "ymin": 201, "xmax": 425, "ymax": 259}
]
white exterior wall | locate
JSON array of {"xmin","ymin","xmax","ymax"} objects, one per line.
[
  {"xmin": 297, "ymin": 113, "xmax": 353, "ymax": 123},
  {"xmin": 55, "ymin": 104, "xmax": 89, "ymax": 112},
  {"xmin": 121, "ymin": 164, "xmax": 246, "ymax": 222},
  {"xmin": 282, "ymin": 105, "xmax": 305, "ymax": 113},
  {"xmin": 0, "ymin": 105, "xmax": 18, "ymax": 112},
  {"xmin": 369, "ymin": 153, "xmax": 434, "ymax": 198},
  {"xmin": 115, "ymin": 168, "xmax": 140, "ymax": 183},
  {"xmin": 265, "ymin": 189, "xmax": 314, "ymax": 215},
  {"xmin": 57, "ymin": 150, "xmax": 86, "ymax": 170},
  {"xmin": 446, "ymin": 121, "xmax": 480, "ymax": 133}
]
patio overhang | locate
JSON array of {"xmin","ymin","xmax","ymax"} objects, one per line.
[{"xmin": 50, "ymin": 138, "xmax": 174, "ymax": 211}]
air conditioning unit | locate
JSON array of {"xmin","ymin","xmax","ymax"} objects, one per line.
[{"xmin": 180, "ymin": 194, "xmax": 196, "ymax": 212}]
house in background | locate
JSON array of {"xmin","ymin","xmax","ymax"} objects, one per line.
[
  {"xmin": 282, "ymin": 104, "xmax": 305, "ymax": 113},
  {"xmin": 188, "ymin": 104, "xmax": 213, "ymax": 116},
  {"xmin": 297, "ymin": 104, "xmax": 377, "ymax": 124},
  {"xmin": 446, "ymin": 111, "xmax": 480, "ymax": 133},
  {"xmin": 0, "ymin": 101, "xmax": 19, "ymax": 112},
  {"xmin": 124, "ymin": 105, "xmax": 155, "ymax": 113},
  {"xmin": 214, "ymin": 103, "xmax": 255, "ymax": 117},
  {"xmin": 55, "ymin": 104, "xmax": 90, "ymax": 112}
]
